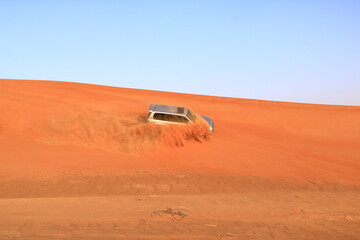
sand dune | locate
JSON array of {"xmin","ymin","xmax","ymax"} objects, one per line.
[{"xmin": 0, "ymin": 79, "xmax": 359, "ymax": 239}]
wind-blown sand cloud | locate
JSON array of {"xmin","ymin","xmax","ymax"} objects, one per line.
[{"xmin": 47, "ymin": 107, "xmax": 211, "ymax": 154}]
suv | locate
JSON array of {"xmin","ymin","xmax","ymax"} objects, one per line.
[{"xmin": 147, "ymin": 104, "xmax": 214, "ymax": 132}]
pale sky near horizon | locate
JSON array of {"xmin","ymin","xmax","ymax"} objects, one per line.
[{"xmin": 1, "ymin": 0, "xmax": 359, "ymax": 105}]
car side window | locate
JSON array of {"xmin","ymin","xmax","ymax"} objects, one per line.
[
  {"xmin": 175, "ymin": 116, "xmax": 190, "ymax": 123},
  {"xmin": 153, "ymin": 113, "xmax": 167, "ymax": 121},
  {"xmin": 153, "ymin": 113, "xmax": 189, "ymax": 123}
]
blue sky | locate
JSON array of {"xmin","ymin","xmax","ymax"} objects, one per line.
[{"xmin": 1, "ymin": 0, "xmax": 359, "ymax": 105}]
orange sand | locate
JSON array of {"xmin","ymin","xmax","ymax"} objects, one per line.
[{"xmin": 0, "ymin": 79, "xmax": 359, "ymax": 239}]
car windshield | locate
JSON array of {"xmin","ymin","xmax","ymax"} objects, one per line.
[{"xmin": 186, "ymin": 110, "xmax": 196, "ymax": 122}]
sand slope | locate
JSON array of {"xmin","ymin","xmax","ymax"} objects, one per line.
[{"xmin": 0, "ymin": 79, "xmax": 360, "ymax": 239}]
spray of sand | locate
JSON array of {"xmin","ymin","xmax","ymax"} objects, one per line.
[{"xmin": 46, "ymin": 107, "xmax": 211, "ymax": 155}]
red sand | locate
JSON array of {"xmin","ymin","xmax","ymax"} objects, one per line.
[{"xmin": 1, "ymin": 79, "xmax": 360, "ymax": 239}]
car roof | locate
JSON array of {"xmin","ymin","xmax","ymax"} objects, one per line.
[{"xmin": 149, "ymin": 104, "xmax": 189, "ymax": 115}]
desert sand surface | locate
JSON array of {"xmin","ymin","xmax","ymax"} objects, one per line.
[{"xmin": 0, "ymin": 79, "xmax": 360, "ymax": 240}]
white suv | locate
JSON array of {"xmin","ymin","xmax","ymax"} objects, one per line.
[{"xmin": 147, "ymin": 104, "xmax": 214, "ymax": 132}]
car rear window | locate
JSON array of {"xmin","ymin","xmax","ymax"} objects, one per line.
[{"xmin": 153, "ymin": 113, "xmax": 189, "ymax": 123}]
